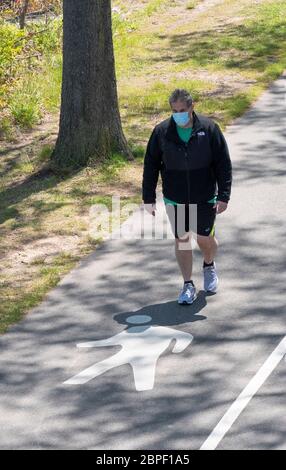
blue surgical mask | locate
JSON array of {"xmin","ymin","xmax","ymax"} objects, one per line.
[{"xmin": 172, "ymin": 111, "xmax": 190, "ymax": 127}]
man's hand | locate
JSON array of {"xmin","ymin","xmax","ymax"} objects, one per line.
[
  {"xmin": 214, "ymin": 200, "xmax": 228, "ymax": 214},
  {"xmin": 142, "ymin": 202, "xmax": 156, "ymax": 216}
]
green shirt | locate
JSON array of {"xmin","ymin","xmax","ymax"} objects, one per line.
[
  {"xmin": 163, "ymin": 124, "xmax": 216, "ymax": 205},
  {"xmin": 163, "ymin": 195, "xmax": 217, "ymax": 205},
  {"xmin": 176, "ymin": 124, "xmax": 193, "ymax": 143}
]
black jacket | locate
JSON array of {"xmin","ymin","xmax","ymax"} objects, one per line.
[{"xmin": 142, "ymin": 111, "xmax": 232, "ymax": 204}]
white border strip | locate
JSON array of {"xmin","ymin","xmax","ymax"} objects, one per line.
[{"xmin": 200, "ymin": 336, "xmax": 286, "ymax": 450}]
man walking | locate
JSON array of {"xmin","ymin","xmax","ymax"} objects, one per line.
[{"xmin": 142, "ymin": 89, "xmax": 232, "ymax": 304}]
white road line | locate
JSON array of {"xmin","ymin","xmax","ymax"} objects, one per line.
[{"xmin": 200, "ymin": 335, "xmax": 286, "ymax": 450}]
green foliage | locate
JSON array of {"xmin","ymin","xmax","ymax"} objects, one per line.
[
  {"xmin": 0, "ymin": 17, "xmax": 62, "ymax": 131},
  {"xmin": 98, "ymin": 152, "xmax": 128, "ymax": 183},
  {"xmin": 39, "ymin": 144, "xmax": 54, "ymax": 162},
  {"xmin": 112, "ymin": 11, "xmax": 137, "ymax": 36},
  {"xmin": 25, "ymin": 16, "xmax": 63, "ymax": 54},
  {"xmin": 8, "ymin": 78, "xmax": 43, "ymax": 128},
  {"xmin": 0, "ymin": 20, "xmax": 25, "ymax": 85}
]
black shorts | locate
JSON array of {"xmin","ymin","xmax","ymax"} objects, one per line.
[{"xmin": 165, "ymin": 203, "xmax": 216, "ymax": 238}]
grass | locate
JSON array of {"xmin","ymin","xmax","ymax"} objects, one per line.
[
  {"xmin": 0, "ymin": 16, "xmax": 63, "ymax": 135},
  {"xmin": 7, "ymin": 52, "xmax": 62, "ymax": 129},
  {"xmin": 168, "ymin": 17, "xmax": 286, "ymax": 73},
  {"xmin": 0, "ymin": 252, "xmax": 83, "ymax": 334},
  {"xmin": 2, "ymin": 0, "xmax": 286, "ymax": 136},
  {"xmin": 1, "ymin": 0, "xmax": 286, "ymax": 334},
  {"xmin": 0, "ymin": 145, "xmax": 143, "ymax": 334},
  {"xmin": 115, "ymin": 0, "xmax": 286, "ymax": 137},
  {"xmin": 186, "ymin": 0, "xmax": 200, "ymax": 9}
]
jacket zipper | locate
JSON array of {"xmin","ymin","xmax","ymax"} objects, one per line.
[
  {"xmin": 184, "ymin": 142, "xmax": 191, "ymax": 204},
  {"xmin": 183, "ymin": 128, "xmax": 202, "ymax": 203}
]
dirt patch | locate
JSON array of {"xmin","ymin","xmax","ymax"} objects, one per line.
[
  {"xmin": 116, "ymin": 0, "xmax": 261, "ymax": 103},
  {"xmin": 113, "ymin": 0, "xmax": 150, "ymax": 16},
  {"xmin": 144, "ymin": 0, "xmax": 226, "ymax": 33},
  {"xmin": 120, "ymin": 67, "xmax": 257, "ymax": 105},
  {"xmin": 0, "ymin": 111, "xmax": 59, "ymax": 154},
  {"xmin": 1, "ymin": 235, "xmax": 81, "ymax": 272}
]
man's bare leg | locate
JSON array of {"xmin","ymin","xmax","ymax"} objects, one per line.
[
  {"xmin": 175, "ymin": 233, "xmax": 193, "ymax": 282},
  {"xmin": 196, "ymin": 234, "xmax": 218, "ymax": 264}
]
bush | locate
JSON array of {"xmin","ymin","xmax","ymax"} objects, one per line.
[
  {"xmin": 25, "ymin": 16, "xmax": 63, "ymax": 54},
  {"xmin": 0, "ymin": 20, "xmax": 25, "ymax": 86},
  {"xmin": 0, "ymin": 16, "xmax": 62, "ymax": 133}
]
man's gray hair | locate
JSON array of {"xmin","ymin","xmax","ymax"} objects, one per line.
[{"xmin": 169, "ymin": 89, "xmax": 193, "ymax": 107}]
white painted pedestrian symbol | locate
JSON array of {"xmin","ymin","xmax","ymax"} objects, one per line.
[{"xmin": 64, "ymin": 315, "xmax": 193, "ymax": 391}]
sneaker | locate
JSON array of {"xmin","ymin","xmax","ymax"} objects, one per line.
[
  {"xmin": 203, "ymin": 262, "xmax": 218, "ymax": 293},
  {"xmin": 178, "ymin": 282, "xmax": 197, "ymax": 305}
]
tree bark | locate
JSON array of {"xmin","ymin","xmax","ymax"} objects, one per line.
[
  {"xmin": 19, "ymin": 0, "xmax": 29, "ymax": 29},
  {"xmin": 51, "ymin": 0, "xmax": 133, "ymax": 170}
]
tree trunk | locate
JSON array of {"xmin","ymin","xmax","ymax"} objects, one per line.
[
  {"xmin": 51, "ymin": 0, "xmax": 133, "ymax": 170},
  {"xmin": 19, "ymin": 0, "xmax": 29, "ymax": 29}
]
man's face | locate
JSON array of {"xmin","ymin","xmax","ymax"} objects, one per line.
[{"xmin": 171, "ymin": 100, "xmax": 193, "ymax": 117}]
